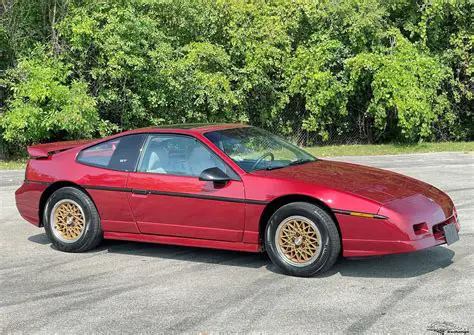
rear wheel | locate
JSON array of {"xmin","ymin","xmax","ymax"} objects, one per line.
[
  {"xmin": 265, "ymin": 202, "xmax": 341, "ymax": 277},
  {"xmin": 44, "ymin": 187, "xmax": 102, "ymax": 252}
]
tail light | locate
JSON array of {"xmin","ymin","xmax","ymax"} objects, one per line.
[
  {"xmin": 24, "ymin": 160, "xmax": 30, "ymax": 181},
  {"xmin": 453, "ymin": 206, "xmax": 460, "ymax": 229}
]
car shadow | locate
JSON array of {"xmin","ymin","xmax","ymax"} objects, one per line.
[
  {"xmin": 319, "ymin": 247, "xmax": 455, "ymax": 279},
  {"xmin": 28, "ymin": 233, "xmax": 51, "ymax": 245},
  {"xmin": 28, "ymin": 232, "xmax": 455, "ymax": 278},
  {"xmin": 96, "ymin": 239, "xmax": 270, "ymax": 269}
]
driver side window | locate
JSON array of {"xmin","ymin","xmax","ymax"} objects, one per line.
[{"xmin": 137, "ymin": 135, "xmax": 237, "ymax": 178}]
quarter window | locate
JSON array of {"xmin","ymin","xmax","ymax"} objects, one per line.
[
  {"xmin": 77, "ymin": 134, "xmax": 145, "ymax": 172},
  {"xmin": 137, "ymin": 135, "xmax": 237, "ymax": 178}
]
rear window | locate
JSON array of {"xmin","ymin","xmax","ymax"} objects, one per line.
[{"xmin": 77, "ymin": 134, "xmax": 145, "ymax": 172}]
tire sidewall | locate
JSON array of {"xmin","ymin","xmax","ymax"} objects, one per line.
[
  {"xmin": 44, "ymin": 187, "xmax": 95, "ymax": 251},
  {"xmin": 265, "ymin": 203, "xmax": 334, "ymax": 276}
]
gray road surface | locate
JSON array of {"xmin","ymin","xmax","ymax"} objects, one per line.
[{"xmin": 1, "ymin": 153, "xmax": 473, "ymax": 333}]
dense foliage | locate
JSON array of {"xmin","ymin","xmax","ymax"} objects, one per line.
[{"xmin": 0, "ymin": 0, "xmax": 472, "ymax": 149}]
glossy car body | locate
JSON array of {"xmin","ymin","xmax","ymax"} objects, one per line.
[{"xmin": 16, "ymin": 124, "xmax": 460, "ymax": 257}]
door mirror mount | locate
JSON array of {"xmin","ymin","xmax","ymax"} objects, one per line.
[{"xmin": 199, "ymin": 167, "xmax": 231, "ymax": 185}]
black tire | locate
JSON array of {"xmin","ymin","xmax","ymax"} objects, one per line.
[
  {"xmin": 265, "ymin": 202, "xmax": 341, "ymax": 277},
  {"xmin": 43, "ymin": 187, "xmax": 102, "ymax": 252}
]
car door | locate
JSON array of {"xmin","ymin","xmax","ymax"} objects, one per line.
[{"xmin": 126, "ymin": 134, "xmax": 246, "ymax": 242}]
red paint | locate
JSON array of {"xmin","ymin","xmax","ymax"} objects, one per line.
[
  {"xmin": 127, "ymin": 172, "xmax": 245, "ymax": 241},
  {"xmin": 15, "ymin": 124, "xmax": 459, "ymax": 257},
  {"xmin": 15, "ymin": 182, "xmax": 47, "ymax": 226},
  {"xmin": 255, "ymin": 160, "xmax": 431, "ymax": 203}
]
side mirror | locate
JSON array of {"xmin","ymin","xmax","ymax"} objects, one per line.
[{"xmin": 199, "ymin": 167, "xmax": 231, "ymax": 184}]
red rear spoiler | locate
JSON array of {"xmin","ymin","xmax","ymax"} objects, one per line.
[{"xmin": 27, "ymin": 139, "xmax": 95, "ymax": 158}]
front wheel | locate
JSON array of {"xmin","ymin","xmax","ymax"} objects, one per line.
[
  {"xmin": 265, "ymin": 202, "xmax": 341, "ymax": 277},
  {"xmin": 44, "ymin": 187, "xmax": 102, "ymax": 252}
]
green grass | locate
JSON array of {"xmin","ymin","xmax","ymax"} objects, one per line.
[
  {"xmin": 0, "ymin": 160, "xmax": 26, "ymax": 170},
  {"xmin": 305, "ymin": 141, "xmax": 474, "ymax": 157},
  {"xmin": 0, "ymin": 141, "xmax": 472, "ymax": 169}
]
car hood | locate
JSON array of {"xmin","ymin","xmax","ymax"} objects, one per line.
[{"xmin": 261, "ymin": 160, "xmax": 431, "ymax": 204}]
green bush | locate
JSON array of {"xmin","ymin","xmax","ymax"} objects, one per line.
[
  {"xmin": 0, "ymin": 48, "xmax": 112, "ymax": 145},
  {"xmin": 0, "ymin": 0, "xmax": 472, "ymax": 148}
]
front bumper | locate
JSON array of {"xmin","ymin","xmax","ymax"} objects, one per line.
[
  {"xmin": 338, "ymin": 208, "xmax": 460, "ymax": 257},
  {"xmin": 343, "ymin": 234, "xmax": 449, "ymax": 257}
]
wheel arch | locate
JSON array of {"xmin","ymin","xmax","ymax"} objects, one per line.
[
  {"xmin": 38, "ymin": 181, "xmax": 95, "ymax": 227},
  {"xmin": 259, "ymin": 194, "xmax": 342, "ymax": 247}
]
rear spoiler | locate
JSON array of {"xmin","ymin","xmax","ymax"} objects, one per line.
[{"xmin": 27, "ymin": 139, "xmax": 95, "ymax": 158}]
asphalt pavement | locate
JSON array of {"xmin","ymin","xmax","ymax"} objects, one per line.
[{"xmin": 1, "ymin": 152, "xmax": 473, "ymax": 333}]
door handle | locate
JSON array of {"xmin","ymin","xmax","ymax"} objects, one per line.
[{"xmin": 131, "ymin": 189, "xmax": 149, "ymax": 195}]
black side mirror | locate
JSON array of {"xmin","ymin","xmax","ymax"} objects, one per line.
[{"xmin": 199, "ymin": 167, "xmax": 231, "ymax": 184}]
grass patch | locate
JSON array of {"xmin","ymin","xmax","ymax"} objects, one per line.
[
  {"xmin": 0, "ymin": 160, "xmax": 26, "ymax": 170},
  {"xmin": 305, "ymin": 141, "xmax": 474, "ymax": 157}
]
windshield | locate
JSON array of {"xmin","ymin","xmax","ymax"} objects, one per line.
[{"xmin": 204, "ymin": 127, "xmax": 317, "ymax": 172}]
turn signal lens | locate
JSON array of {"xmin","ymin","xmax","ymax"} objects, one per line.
[
  {"xmin": 333, "ymin": 209, "xmax": 387, "ymax": 219},
  {"xmin": 350, "ymin": 212, "xmax": 376, "ymax": 218}
]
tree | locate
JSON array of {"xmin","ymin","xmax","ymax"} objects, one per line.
[
  {"xmin": 0, "ymin": 0, "xmax": 472, "ymax": 149},
  {"xmin": 0, "ymin": 47, "xmax": 109, "ymax": 144}
]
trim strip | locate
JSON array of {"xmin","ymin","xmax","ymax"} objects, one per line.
[
  {"xmin": 83, "ymin": 185, "xmax": 130, "ymax": 193},
  {"xmin": 24, "ymin": 179, "xmax": 267, "ymax": 205},
  {"xmin": 25, "ymin": 180, "xmax": 386, "ymax": 214},
  {"xmin": 81, "ymin": 184, "xmax": 268, "ymax": 205},
  {"xmin": 24, "ymin": 180, "xmax": 52, "ymax": 186},
  {"xmin": 147, "ymin": 189, "xmax": 245, "ymax": 203},
  {"xmin": 333, "ymin": 209, "xmax": 387, "ymax": 219}
]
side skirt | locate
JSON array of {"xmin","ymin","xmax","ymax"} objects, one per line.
[{"xmin": 104, "ymin": 232, "xmax": 263, "ymax": 253}]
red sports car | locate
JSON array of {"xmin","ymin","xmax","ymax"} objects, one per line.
[{"xmin": 16, "ymin": 124, "xmax": 460, "ymax": 276}]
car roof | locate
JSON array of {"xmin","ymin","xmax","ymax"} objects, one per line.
[{"xmin": 124, "ymin": 123, "xmax": 249, "ymax": 135}]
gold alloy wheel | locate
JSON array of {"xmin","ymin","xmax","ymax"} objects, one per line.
[
  {"xmin": 50, "ymin": 199, "xmax": 85, "ymax": 243},
  {"xmin": 275, "ymin": 216, "xmax": 322, "ymax": 267}
]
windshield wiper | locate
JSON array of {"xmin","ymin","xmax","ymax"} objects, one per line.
[
  {"xmin": 250, "ymin": 164, "xmax": 286, "ymax": 172},
  {"xmin": 289, "ymin": 158, "xmax": 313, "ymax": 166},
  {"xmin": 253, "ymin": 159, "xmax": 313, "ymax": 172},
  {"xmin": 263, "ymin": 165, "xmax": 286, "ymax": 170}
]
